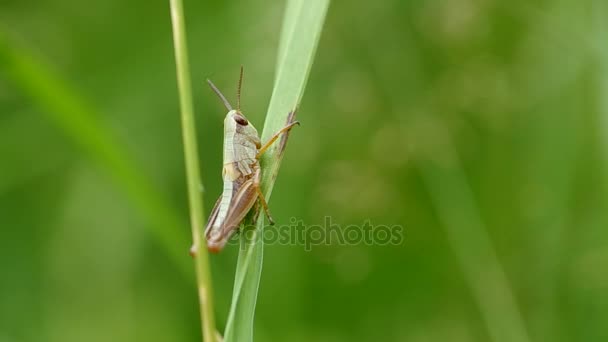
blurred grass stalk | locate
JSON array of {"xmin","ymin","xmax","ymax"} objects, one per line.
[
  {"xmin": 223, "ymin": 1, "xmax": 329, "ymax": 341},
  {"xmin": 0, "ymin": 31, "xmax": 191, "ymax": 275},
  {"xmin": 593, "ymin": 1, "xmax": 608, "ymax": 156},
  {"xmin": 167, "ymin": 0, "xmax": 217, "ymax": 341},
  {"xmin": 419, "ymin": 127, "xmax": 530, "ymax": 342}
]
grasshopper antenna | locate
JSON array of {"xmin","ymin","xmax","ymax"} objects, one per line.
[
  {"xmin": 237, "ymin": 65, "xmax": 244, "ymax": 112},
  {"xmin": 207, "ymin": 79, "xmax": 233, "ymax": 111}
]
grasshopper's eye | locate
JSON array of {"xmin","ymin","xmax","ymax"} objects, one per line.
[{"xmin": 234, "ymin": 115, "xmax": 249, "ymax": 126}]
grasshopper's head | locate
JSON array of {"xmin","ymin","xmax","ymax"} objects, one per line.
[{"xmin": 224, "ymin": 109, "xmax": 258, "ymax": 136}]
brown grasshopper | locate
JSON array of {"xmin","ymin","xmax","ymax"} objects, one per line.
[{"xmin": 204, "ymin": 67, "xmax": 299, "ymax": 253}]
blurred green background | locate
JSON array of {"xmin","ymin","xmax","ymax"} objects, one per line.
[{"xmin": 1, "ymin": 0, "xmax": 607, "ymax": 341}]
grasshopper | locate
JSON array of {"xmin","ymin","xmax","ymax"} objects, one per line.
[{"xmin": 203, "ymin": 67, "xmax": 299, "ymax": 253}]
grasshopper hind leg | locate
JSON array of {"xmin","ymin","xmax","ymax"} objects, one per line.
[
  {"xmin": 251, "ymin": 166, "xmax": 274, "ymax": 225},
  {"xmin": 255, "ymin": 188, "xmax": 275, "ymax": 225}
]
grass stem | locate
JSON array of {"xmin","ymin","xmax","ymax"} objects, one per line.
[{"xmin": 168, "ymin": 0, "xmax": 217, "ymax": 341}]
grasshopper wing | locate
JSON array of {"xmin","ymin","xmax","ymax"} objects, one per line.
[
  {"xmin": 204, "ymin": 195, "xmax": 222, "ymax": 237},
  {"xmin": 205, "ymin": 178, "xmax": 259, "ymax": 252}
]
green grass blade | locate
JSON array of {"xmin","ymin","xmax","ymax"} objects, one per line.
[
  {"xmin": 223, "ymin": 1, "xmax": 330, "ymax": 341},
  {"xmin": 0, "ymin": 31, "xmax": 191, "ymax": 277}
]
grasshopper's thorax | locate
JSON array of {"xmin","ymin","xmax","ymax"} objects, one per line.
[{"xmin": 222, "ymin": 110, "xmax": 261, "ymax": 181}]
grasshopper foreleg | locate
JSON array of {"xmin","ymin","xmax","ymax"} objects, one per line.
[{"xmin": 256, "ymin": 120, "xmax": 300, "ymax": 159}]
